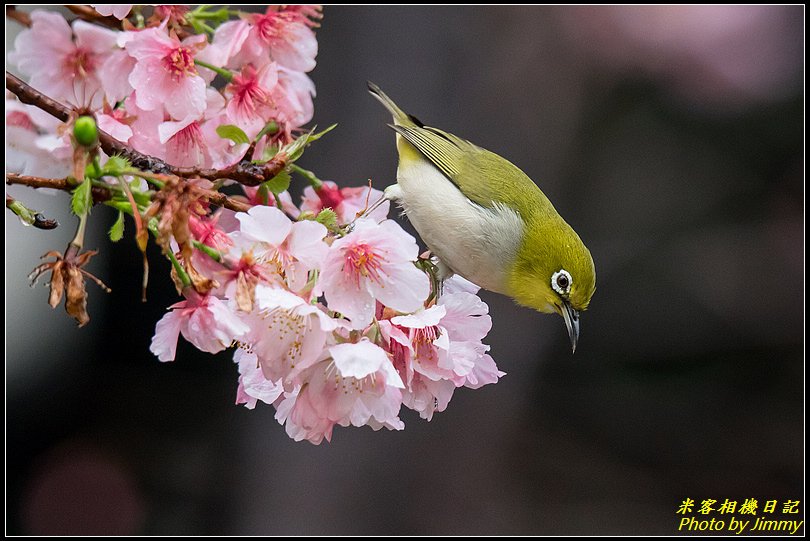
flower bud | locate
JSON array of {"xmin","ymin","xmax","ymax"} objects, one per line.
[{"xmin": 73, "ymin": 115, "xmax": 98, "ymax": 147}]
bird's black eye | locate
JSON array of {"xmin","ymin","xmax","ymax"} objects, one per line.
[{"xmin": 551, "ymin": 269, "xmax": 572, "ymax": 295}]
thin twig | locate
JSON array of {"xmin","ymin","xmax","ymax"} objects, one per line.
[
  {"xmin": 6, "ymin": 72, "xmax": 288, "ymax": 187},
  {"xmin": 6, "ymin": 6, "xmax": 31, "ymax": 27},
  {"xmin": 6, "ymin": 194, "xmax": 59, "ymax": 229},
  {"xmin": 7, "ymin": 173, "xmax": 112, "ymax": 203}
]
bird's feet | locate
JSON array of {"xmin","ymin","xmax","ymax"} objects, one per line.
[
  {"xmin": 346, "ymin": 184, "xmax": 402, "ymax": 232},
  {"xmin": 417, "ymin": 251, "xmax": 454, "ymax": 302}
]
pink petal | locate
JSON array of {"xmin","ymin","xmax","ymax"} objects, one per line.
[
  {"xmin": 92, "ymin": 4, "xmax": 132, "ymax": 19},
  {"xmin": 464, "ymin": 353, "xmax": 506, "ymax": 389},
  {"xmin": 442, "ymin": 274, "xmax": 482, "ymax": 295},
  {"xmin": 338, "ymin": 186, "xmax": 389, "ymax": 224},
  {"xmin": 439, "ymin": 291, "xmax": 492, "ymax": 342},
  {"xmin": 164, "ymin": 75, "xmax": 207, "ymax": 120},
  {"xmin": 124, "ymin": 28, "xmax": 175, "ymax": 59},
  {"xmin": 269, "ymin": 21, "xmax": 317, "ymax": 72},
  {"xmin": 200, "ymin": 19, "xmax": 250, "ymax": 68},
  {"xmin": 97, "ymin": 113, "xmax": 133, "ymax": 142},
  {"xmin": 287, "ymin": 220, "xmax": 328, "ymax": 268},
  {"xmin": 73, "ymin": 19, "xmax": 118, "ymax": 53},
  {"xmin": 98, "ymin": 49, "xmax": 136, "ymax": 102},
  {"xmin": 150, "ymin": 308, "xmax": 184, "ymax": 362},
  {"xmin": 322, "ymin": 275, "xmax": 376, "ymax": 329},
  {"xmin": 371, "ymin": 261, "xmax": 430, "ymax": 314},
  {"xmin": 234, "ymin": 349, "xmax": 284, "ymax": 408},
  {"xmin": 158, "ymin": 116, "xmax": 197, "ymax": 144}
]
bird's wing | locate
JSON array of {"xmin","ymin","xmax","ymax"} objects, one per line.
[{"xmin": 390, "ymin": 124, "xmax": 497, "ymax": 207}]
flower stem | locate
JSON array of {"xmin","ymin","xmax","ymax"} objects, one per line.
[
  {"xmin": 192, "ymin": 240, "xmax": 222, "ymax": 262},
  {"xmin": 165, "ymin": 244, "xmax": 192, "ymax": 288},
  {"xmin": 126, "ymin": 170, "xmax": 165, "ymax": 189},
  {"xmin": 72, "ymin": 212, "xmax": 89, "ymax": 250},
  {"xmin": 194, "ymin": 59, "xmax": 233, "ymax": 82},
  {"xmin": 290, "ymin": 163, "xmax": 323, "ymax": 190}
]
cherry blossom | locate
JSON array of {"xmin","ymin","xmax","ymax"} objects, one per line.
[
  {"xmin": 320, "ymin": 219, "xmax": 430, "ymax": 329},
  {"xmin": 278, "ymin": 340, "xmax": 405, "ymax": 442},
  {"xmin": 223, "ymin": 62, "xmax": 279, "ymax": 137},
  {"xmin": 234, "ymin": 349, "xmax": 284, "ymax": 410},
  {"xmin": 150, "ymin": 289, "xmax": 249, "ymax": 362},
  {"xmin": 231, "ymin": 205, "xmax": 327, "ymax": 291},
  {"xmin": 231, "ymin": 8, "xmax": 319, "ymax": 72},
  {"xmin": 9, "ymin": 10, "xmax": 118, "ymax": 108},
  {"xmin": 247, "ymin": 285, "xmax": 338, "ymax": 384},
  {"xmin": 123, "ymin": 26, "xmax": 208, "ymax": 119},
  {"xmin": 272, "ymin": 67, "xmax": 316, "ymax": 128}
]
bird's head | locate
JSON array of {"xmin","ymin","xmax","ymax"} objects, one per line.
[{"xmin": 506, "ymin": 217, "xmax": 596, "ymax": 353}]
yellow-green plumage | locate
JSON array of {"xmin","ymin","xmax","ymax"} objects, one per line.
[{"xmin": 369, "ymin": 82, "xmax": 595, "ymax": 350}]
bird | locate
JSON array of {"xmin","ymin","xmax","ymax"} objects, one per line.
[{"xmin": 367, "ymin": 82, "xmax": 596, "ymax": 352}]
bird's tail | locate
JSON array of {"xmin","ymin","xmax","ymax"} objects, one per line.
[{"xmin": 367, "ymin": 81, "xmax": 421, "ymax": 128}]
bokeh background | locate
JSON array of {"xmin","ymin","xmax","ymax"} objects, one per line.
[{"xmin": 6, "ymin": 5, "xmax": 804, "ymax": 535}]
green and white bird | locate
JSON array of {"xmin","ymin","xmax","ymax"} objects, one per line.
[{"xmin": 368, "ymin": 82, "xmax": 596, "ymax": 352}]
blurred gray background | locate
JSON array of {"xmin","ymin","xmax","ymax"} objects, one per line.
[{"xmin": 6, "ymin": 5, "xmax": 804, "ymax": 534}]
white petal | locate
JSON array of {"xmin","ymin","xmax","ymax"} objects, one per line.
[
  {"xmin": 330, "ymin": 340, "xmax": 389, "ymax": 380},
  {"xmin": 287, "ymin": 220, "xmax": 328, "ymax": 268},
  {"xmin": 236, "ymin": 205, "xmax": 291, "ymax": 246},
  {"xmin": 391, "ymin": 305, "xmax": 446, "ymax": 329},
  {"xmin": 255, "ymin": 285, "xmax": 305, "ymax": 311}
]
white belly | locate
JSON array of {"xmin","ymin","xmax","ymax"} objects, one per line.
[{"xmin": 393, "ymin": 158, "xmax": 523, "ymax": 294}]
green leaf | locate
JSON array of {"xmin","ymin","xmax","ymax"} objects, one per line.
[
  {"xmin": 264, "ymin": 171, "xmax": 291, "ymax": 195},
  {"xmin": 285, "ymin": 124, "xmax": 337, "ymax": 162},
  {"xmin": 216, "ymin": 124, "xmax": 250, "ymax": 145},
  {"xmin": 315, "ymin": 208, "xmax": 338, "ymax": 230},
  {"xmin": 260, "ymin": 144, "xmax": 279, "ymax": 162},
  {"xmin": 70, "ymin": 178, "xmax": 93, "ymax": 216},
  {"xmin": 109, "ymin": 211, "xmax": 125, "ymax": 242},
  {"xmin": 102, "ymin": 155, "xmax": 132, "ymax": 177}
]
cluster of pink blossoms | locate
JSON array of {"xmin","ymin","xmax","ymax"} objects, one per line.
[
  {"xmin": 7, "ymin": 5, "xmax": 504, "ymax": 444},
  {"xmin": 156, "ymin": 206, "xmax": 504, "ymax": 443},
  {"xmin": 9, "ymin": 5, "xmax": 319, "ymax": 169}
]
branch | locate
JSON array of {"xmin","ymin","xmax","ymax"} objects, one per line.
[
  {"xmin": 65, "ymin": 5, "xmax": 122, "ymax": 30},
  {"xmin": 6, "ymin": 5, "xmax": 31, "ymax": 26},
  {"xmin": 6, "ymin": 71, "xmax": 69, "ymax": 123},
  {"xmin": 195, "ymin": 188, "xmax": 251, "ymax": 213},
  {"xmin": 7, "ymin": 173, "xmax": 112, "ymax": 203},
  {"xmin": 6, "ymin": 194, "xmax": 59, "ymax": 229},
  {"xmin": 6, "ymin": 72, "xmax": 289, "ymax": 186},
  {"xmin": 6, "ymin": 173, "xmax": 250, "ymax": 213}
]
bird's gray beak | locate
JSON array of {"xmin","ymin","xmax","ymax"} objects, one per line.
[{"xmin": 561, "ymin": 301, "xmax": 580, "ymax": 353}]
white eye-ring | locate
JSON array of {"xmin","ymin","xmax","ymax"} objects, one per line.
[{"xmin": 551, "ymin": 269, "xmax": 572, "ymax": 295}]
